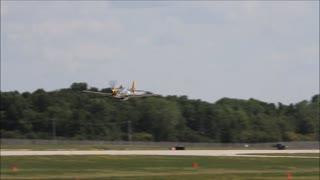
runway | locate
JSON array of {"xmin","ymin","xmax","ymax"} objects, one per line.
[{"xmin": 1, "ymin": 149, "xmax": 319, "ymax": 158}]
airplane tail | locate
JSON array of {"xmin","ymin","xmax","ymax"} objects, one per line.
[{"xmin": 132, "ymin": 81, "xmax": 136, "ymax": 94}]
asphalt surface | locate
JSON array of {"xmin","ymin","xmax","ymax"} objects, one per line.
[{"xmin": 1, "ymin": 150, "xmax": 319, "ymax": 158}]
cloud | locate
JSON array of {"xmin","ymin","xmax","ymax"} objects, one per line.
[
  {"xmin": 270, "ymin": 47, "xmax": 319, "ymax": 65},
  {"xmin": 110, "ymin": 1, "xmax": 170, "ymax": 9},
  {"xmin": 1, "ymin": 1, "xmax": 318, "ymax": 104},
  {"xmin": 0, "ymin": 2, "xmax": 9, "ymax": 17},
  {"xmin": 2, "ymin": 8, "xmax": 125, "ymax": 69},
  {"xmin": 41, "ymin": 43, "xmax": 122, "ymax": 72}
]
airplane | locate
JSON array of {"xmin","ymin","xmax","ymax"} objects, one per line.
[{"xmin": 83, "ymin": 81, "xmax": 160, "ymax": 100}]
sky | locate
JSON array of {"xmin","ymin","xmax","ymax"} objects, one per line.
[{"xmin": 1, "ymin": 1, "xmax": 319, "ymax": 105}]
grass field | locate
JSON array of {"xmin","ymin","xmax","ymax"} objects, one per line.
[
  {"xmin": 242, "ymin": 153, "xmax": 319, "ymax": 157},
  {"xmin": 1, "ymin": 155, "xmax": 319, "ymax": 180}
]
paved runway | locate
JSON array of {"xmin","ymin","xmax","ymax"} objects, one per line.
[{"xmin": 1, "ymin": 149, "xmax": 319, "ymax": 158}]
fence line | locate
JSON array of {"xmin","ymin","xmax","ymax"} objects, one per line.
[{"xmin": 1, "ymin": 139, "xmax": 319, "ymax": 149}]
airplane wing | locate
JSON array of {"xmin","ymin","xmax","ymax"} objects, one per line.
[
  {"xmin": 83, "ymin": 90, "xmax": 113, "ymax": 96},
  {"xmin": 134, "ymin": 90, "xmax": 149, "ymax": 92},
  {"xmin": 124, "ymin": 93, "xmax": 160, "ymax": 98}
]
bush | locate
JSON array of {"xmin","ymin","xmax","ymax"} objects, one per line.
[{"xmin": 132, "ymin": 132, "xmax": 153, "ymax": 141}]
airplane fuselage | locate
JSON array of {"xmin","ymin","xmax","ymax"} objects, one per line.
[
  {"xmin": 114, "ymin": 87, "xmax": 133, "ymax": 100},
  {"xmin": 83, "ymin": 80, "xmax": 158, "ymax": 101}
]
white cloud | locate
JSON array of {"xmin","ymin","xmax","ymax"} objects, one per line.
[
  {"xmin": 296, "ymin": 47, "xmax": 319, "ymax": 65},
  {"xmin": 42, "ymin": 43, "xmax": 121, "ymax": 69},
  {"xmin": 0, "ymin": 2, "xmax": 9, "ymax": 17},
  {"xmin": 30, "ymin": 18, "xmax": 122, "ymax": 37},
  {"xmin": 3, "ymin": 13, "xmax": 125, "ymax": 68},
  {"xmin": 1, "ymin": 1, "xmax": 319, "ymax": 103}
]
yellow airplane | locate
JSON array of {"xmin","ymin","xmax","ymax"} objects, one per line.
[{"xmin": 83, "ymin": 81, "xmax": 160, "ymax": 100}]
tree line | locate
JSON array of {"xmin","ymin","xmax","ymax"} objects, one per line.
[{"xmin": 1, "ymin": 82, "xmax": 319, "ymax": 143}]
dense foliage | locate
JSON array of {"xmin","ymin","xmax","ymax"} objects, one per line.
[{"xmin": 1, "ymin": 83, "xmax": 319, "ymax": 142}]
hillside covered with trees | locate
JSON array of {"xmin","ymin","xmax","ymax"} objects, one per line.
[{"xmin": 1, "ymin": 83, "xmax": 319, "ymax": 143}]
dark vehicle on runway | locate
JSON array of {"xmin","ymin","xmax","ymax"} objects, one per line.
[{"xmin": 273, "ymin": 143, "xmax": 287, "ymax": 150}]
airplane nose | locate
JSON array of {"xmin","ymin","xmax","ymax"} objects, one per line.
[{"xmin": 111, "ymin": 89, "xmax": 117, "ymax": 95}]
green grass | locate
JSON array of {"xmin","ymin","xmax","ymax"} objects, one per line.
[
  {"xmin": 242, "ymin": 153, "xmax": 320, "ymax": 157},
  {"xmin": 1, "ymin": 155, "xmax": 319, "ymax": 180}
]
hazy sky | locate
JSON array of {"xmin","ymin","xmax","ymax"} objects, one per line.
[{"xmin": 1, "ymin": 1, "xmax": 319, "ymax": 104}]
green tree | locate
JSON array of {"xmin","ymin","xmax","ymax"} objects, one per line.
[
  {"xmin": 138, "ymin": 98, "xmax": 183, "ymax": 141},
  {"xmin": 70, "ymin": 82, "xmax": 88, "ymax": 91}
]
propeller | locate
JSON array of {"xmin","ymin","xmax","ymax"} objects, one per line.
[{"xmin": 109, "ymin": 80, "xmax": 118, "ymax": 95}]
